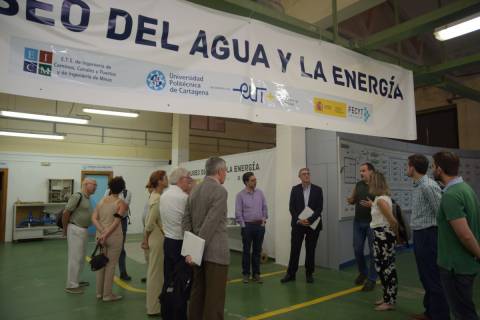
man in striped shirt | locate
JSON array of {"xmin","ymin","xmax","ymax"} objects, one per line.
[{"xmin": 407, "ymin": 154, "xmax": 450, "ymax": 320}]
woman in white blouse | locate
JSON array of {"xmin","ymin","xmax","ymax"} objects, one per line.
[{"xmin": 368, "ymin": 171, "xmax": 398, "ymax": 311}]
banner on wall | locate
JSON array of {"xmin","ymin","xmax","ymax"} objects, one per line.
[
  {"xmin": 0, "ymin": 0, "xmax": 416, "ymax": 139},
  {"xmin": 180, "ymin": 149, "xmax": 275, "ymax": 220}
]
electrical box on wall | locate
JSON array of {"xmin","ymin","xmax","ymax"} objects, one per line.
[{"xmin": 48, "ymin": 179, "xmax": 74, "ymax": 203}]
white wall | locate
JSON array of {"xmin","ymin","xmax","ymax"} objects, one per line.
[{"xmin": 0, "ymin": 152, "xmax": 169, "ymax": 242}]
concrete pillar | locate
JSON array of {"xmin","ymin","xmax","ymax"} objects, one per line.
[
  {"xmin": 171, "ymin": 114, "xmax": 190, "ymax": 167},
  {"xmin": 274, "ymin": 125, "xmax": 306, "ymax": 266}
]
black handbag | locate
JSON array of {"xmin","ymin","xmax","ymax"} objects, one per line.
[{"xmin": 90, "ymin": 243, "xmax": 109, "ymax": 271}]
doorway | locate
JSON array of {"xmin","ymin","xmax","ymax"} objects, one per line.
[
  {"xmin": 81, "ymin": 171, "xmax": 113, "ymax": 235},
  {"xmin": 0, "ymin": 169, "xmax": 7, "ymax": 242}
]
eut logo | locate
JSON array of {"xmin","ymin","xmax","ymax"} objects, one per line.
[
  {"xmin": 233, "ymin": 83, "xmax": 267, "ymax": 103},
  {"xmin": 23, "ymin": 48, "xmax": 53, "ymax": 77}
]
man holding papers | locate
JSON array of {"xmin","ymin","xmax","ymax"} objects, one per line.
[
  {"xmin": 281, "ymin": 167, "xmax": 323, "ymax": 284},
  {"xmin": 182, "ymin": 157, "xmax": 229, "ymax": 320}
]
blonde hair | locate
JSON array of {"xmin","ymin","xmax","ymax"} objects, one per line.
[{"xmin": 368, "ymin": 171, "xmax": 390, "ymax": 196}]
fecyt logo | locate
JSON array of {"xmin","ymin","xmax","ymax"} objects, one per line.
[
  {"xmin": 24, "ymin": 48, "xmax": 53, "ymax": 77},
  {"xmin": 348, "ymin": 105, "xmax": 371, "ymax": 122}
]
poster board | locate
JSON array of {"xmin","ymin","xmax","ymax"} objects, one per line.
[{"xmin": 339, "ymin": 139, "xmax": 480, "ymax": 219}]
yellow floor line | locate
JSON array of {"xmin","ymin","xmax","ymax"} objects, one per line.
[
  {"xmin": 246, "ymin": 285, "xmax": 363, "ymax": 320},
  {"xmin": 85, "ymin": 256, "xmax": 147, "ymax": 293},
  {"xmin": 228, "ymin": 270, "xmax": 286, "ymax": 284},
  {"xmin": 114, "ymin": 277, "xmax": 146, "ymax": 293},
  {"xmin": 86, "ymin": 255, "xmax": 285, "ymax": 293}
]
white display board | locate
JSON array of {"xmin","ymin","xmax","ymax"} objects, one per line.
[
  {"xmin": 180, "ymin": 149, "xmax": 275, "ymax": 220},
  {"xmin": 339, "ymin": 139, "xmax": 480, "ymax": 219}
]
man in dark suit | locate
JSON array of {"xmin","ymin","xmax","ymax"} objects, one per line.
[{"xmin": 281, "ymin": 167, "xmax": 323, "ymax": 284}]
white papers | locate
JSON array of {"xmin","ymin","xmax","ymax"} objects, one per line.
[
  {"xmin": 181, "ymin": 231, "xmax": 205, "ymax": 266},
  {"xmin": 298, "ymin": 206, "xmax": 321, "ymax": 230}
]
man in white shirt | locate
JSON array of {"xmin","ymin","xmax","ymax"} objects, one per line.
[
  {"xmin": 104, "ymin": 181, "xmax": 132, "ymax": 281},
  {"xmin": 160, "ymin": 167, "xmax": 193, "ymax": 320}
]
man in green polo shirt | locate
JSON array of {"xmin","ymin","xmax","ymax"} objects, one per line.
[
  {"xmin": 432, "ymin": 151, "xmax": 480, "ymax": 320},
  {"xmin": 63, "ymin": 178, "xmax": 97, "ymax": 294}
]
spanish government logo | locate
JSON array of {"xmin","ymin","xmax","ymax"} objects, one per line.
[
  {"xmin": 24, "ymin": 47, "xmax": 53, "ymax": 77},
  {"xmin": 146, "ymin": 70, "xmax": 166, "ymax": 91}
]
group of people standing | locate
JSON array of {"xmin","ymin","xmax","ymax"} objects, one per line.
[
  {"xmin": 125, "ymin": 157, "xmax": 231, "ymax": 319},
  {"xmin": 348, "ymin": 151, "xmax": 480, "ymax": 319},
  {"xmin": 60, "ymin": 150, "xmax": 479, "ymax": 320}
]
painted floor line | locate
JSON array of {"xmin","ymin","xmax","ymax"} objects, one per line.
[
  {"xmin": 227, "ymin": 270, "xmax": 286, "ymax": 284},
  {"xmin": 86, "ymin": 255, "xmax": 285, "ymax": 293},
  {"xmin": 246, "ymin": 285, "xmax": 364, "ymax": 320}
]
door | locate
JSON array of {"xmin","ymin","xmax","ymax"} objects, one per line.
[
  {"xmin": 0, "ymin": 169, "xmax": 7, "ymax": 242},
  {"xmin": 81, "ymin": 171, "xmax": 113, "ymax": 235},
  {"xmin": 415, "ymin": 106, "xmax": 459, "ymax": 148}
]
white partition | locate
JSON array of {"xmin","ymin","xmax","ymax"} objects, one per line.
[{"xmin": 180, "ymin": 149, "xmax": 276, "ymax": 258}]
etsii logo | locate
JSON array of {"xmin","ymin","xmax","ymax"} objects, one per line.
[{"xmin": 24, "ymin": 48, "xmax": 53, "ymax": 77}]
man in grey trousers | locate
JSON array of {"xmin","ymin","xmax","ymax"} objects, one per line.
[{"xmin": 183, "ymin": 157, "xmax": 229, "ymax": 320}]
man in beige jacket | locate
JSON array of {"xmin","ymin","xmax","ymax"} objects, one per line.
[{"xmin": 183, "ymin": 157, "xmax": 229, "ymax": 320}]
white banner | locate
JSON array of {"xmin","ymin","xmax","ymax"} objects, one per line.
[
  {"xmin": 180, "ymin": 149, "xmax": 276, "ymax": 256},
  {"xmin": 180, "ymin": 149, "xmax": 275, "ymax": 220},
  {"xmin": 0, "ymin": 0, "xmax": 416, "ymax": 139}
]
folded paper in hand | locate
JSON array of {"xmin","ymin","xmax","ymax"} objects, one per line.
[
  {"xmin": 181, "ymin": 231, "xmax": 205, "ymax": 266},
  {"xmin": 298, "ymin": 206, "xmax": 320, "ymax": 230}
]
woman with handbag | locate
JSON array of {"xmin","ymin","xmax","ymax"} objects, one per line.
[
  {"xmin": 142, "ymin": 170, "xmax": 168, "ymax": 316},
  {"xmin": 92, "ymin": 176, "xmax": 128, "ymax": 302}
]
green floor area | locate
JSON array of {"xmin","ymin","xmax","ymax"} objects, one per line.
[{"xmin": 1, "ymin": 236, "xmax": 479, "ymax": 320}]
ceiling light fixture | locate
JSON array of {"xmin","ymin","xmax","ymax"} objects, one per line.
[
  {"xmin": 0, "ymin": 110, "xmax": 89, "ymax": 124},
  {"xmin": 0, "ymin": 131, "xmax": 65, "ymax": 140},
  {"xmin": 82, "ymin": 108, "xmax": 139, "ymax": 118},
  {"xmin": 434, "ymin": 12, "xmax": 480, "ymax": 41}
]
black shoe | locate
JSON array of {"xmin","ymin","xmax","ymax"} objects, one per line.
[
  {"xmin": 354, "ymin": 273, "xmax": 367, "ymax": 285},
  {"xmin": 280, "ymin": 274, "xmax": 296, "ymax": 283},
  {"xmin": 120, "ymin": 273, "xmax": 132, "ymax": 281},
  {"xmin": 141, "ymin": 277, "xmax": 147, "ymax": 283},
  {"xmin": 306, "ymin": 274, "xmax": 314, "ymax": 283},
  {"xmin": 252, "ymin": 274, "xmax": 263, "ymax": 284},
  {"xmin": 362, "ymin": 280, "xmax": 376, "ymax": 291}
]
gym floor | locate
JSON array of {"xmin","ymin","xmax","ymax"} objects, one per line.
[{"xmin": 1, "ymin": 234, "xmax": 479, "ymax": 320}]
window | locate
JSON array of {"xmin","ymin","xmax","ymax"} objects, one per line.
[{"xmin": 190, "ymin": 115, "xmax": 225, "ymax": 132}]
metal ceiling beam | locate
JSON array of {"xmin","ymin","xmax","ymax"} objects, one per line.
[
  {"xmin": 415, "ymin": 52, "xmax": 480, "ymax": 87},
  {"xmin": 314, "ymin": 0, "xmax": 386, "ymax": 29},
  {"xmin": 437, "ymin": 78, "xmax": 480, "ymax": 103},
  {"xmin": 354, "ymin": 0, "xmax": 480, "ymax": 52},
  {"xmin": 417, "ymin": 52, "xmax": 480, "ymax": 75},
  {"xmin": 186, "ymin": 0, "xmax": 352, "ymax": 47}
]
